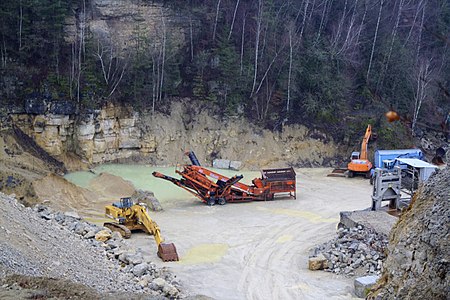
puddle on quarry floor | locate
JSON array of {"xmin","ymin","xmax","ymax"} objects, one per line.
[{"xmin": 64, "ymin": 164, "xmax": 260, "ymax": 210}]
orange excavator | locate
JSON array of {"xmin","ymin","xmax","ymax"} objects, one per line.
[{"xmin": 347, "ymin": 124, "xmax": 373, "ymax": 178}]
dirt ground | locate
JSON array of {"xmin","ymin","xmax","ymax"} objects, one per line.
[{"xmin": 62, "ymin": 167, "xmax": 371, "ymax": 300}]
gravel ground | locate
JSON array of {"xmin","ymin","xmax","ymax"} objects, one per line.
[{"xmin": 0, "ymin": 192, "xmax": 182, "ymax": 299}]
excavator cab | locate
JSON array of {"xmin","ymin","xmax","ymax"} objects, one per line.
[{"xmin": 351, "ymin": 152, "xmax": 360, "ymax": 160}]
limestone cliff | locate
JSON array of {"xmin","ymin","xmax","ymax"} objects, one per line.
[
  {"xmin": 11, "ymin": 100, "xmax": 343, "ymax": 169},
  {"xmin": 65, "ymin": 0, "xmax": 188, "ymax": 55}
]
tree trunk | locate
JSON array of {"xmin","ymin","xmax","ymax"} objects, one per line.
[
  {"xmin": 228, "ymin": 0, "xmax": 240, "ymax": 40},
  {"xmin": 251, "ymin": 0, "xmax": 263, "ymax": 96},
  {"xmin": 240, "ymin": 14, "xmax": 246, "ymax": 76},
  {"xmin": 367, "ymin": 0, "xmax": 384, "ymax": 83},
  {"xmin": 213, "ymin": 0, "xmax": 222, "ymax": 41},
  {"xmin": 287, "ymin": 28, "xmax": 293, "ymax": 115}
]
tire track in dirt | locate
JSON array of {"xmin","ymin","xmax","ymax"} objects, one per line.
[{"xmin": 237, "ymin": 219, "xmax": 336, "ymax": 299}]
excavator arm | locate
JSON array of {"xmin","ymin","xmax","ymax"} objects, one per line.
[
  {"xmin": 132, "ymin": 205, "xmax": 179, "ymax": 262},
  {"xmin": 360, "ymin": 125, "xmax": 372, "ymax": 161},
  {"xmin": 134, "ymin": 206, "xmax": 164, "ymax": 246}
]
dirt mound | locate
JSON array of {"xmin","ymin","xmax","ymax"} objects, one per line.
[
  {"xmin": 88, "ymin": 172, "xmax": 136, "ymax": 199},
  {"xmin": 32, "ymin": 173, "xmax": 95, "ymax": 212},
  {"xmin": 32, "ymin": 172, "xmax": 136, "ymax": 218},
  {"xmin": 370, "ymin": 166, "xmax": 449, "ymax": 299}
]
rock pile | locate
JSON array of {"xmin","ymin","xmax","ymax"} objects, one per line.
[
  {"xmin": 310, "ymin": 225, "xmax": 389, "ymax": 276},
  {"xmin": 34, "ymin": 204, "xmax": 181, "ymax": 298},
  {"xmin": 0, "ymin": 192, "xmax": 181, "ymax": 298}
]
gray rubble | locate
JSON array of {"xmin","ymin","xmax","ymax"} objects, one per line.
[
  {"xmin": 0, "ymin": 192, "xmax": 182, "ymax": 298},
  {"xmin": 310, "ymin": 225, "xmax": 389, "ymax": 277}
]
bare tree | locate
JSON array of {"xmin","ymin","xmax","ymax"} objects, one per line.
[
  {"xmin": 412, "ymin": 59, "xmax": 433, "ymax": 135},
  {"xmin": 367, "ymin": 0, "xmax": 384, "ymax": 82},
  {"xmin": 240, "ymin": 13, "xmax": 246, "ymax": 75},
  {"xmin": 1, "ymin": 38, "xmax": 7, "ymax": 68},
  {"xmin": 19, "ymin": 0, "xmax": 23, "ymax": 50},
  {"xmin": 315, "ymin": 0, "xmax": 331, "ymax": 45},
  {"xmin": 189, "ymin": 14, "xmax": 194, "ymax": 61},
  {"xmin": 93, "ymin": 40, "xmax": 127, "ymax": 98},
  {"xmin": 228, "ymin": 0, "xmax": 241, "ymax": 40},
  {"xmin": 287, "ymin": 22, "xmax": 295, "ymax": 115},
  {"xmin": 251, "ymin": 0, "xmax": 263, "ymax": 96},
  {"xmin": 415, "ymin": 2, "xmax": 426, "ymax": 64},
  {"xmin": 376, "ymin": 0, "xmax": 405, "ymax": 92},
  {"xmin": 159, "ymin": 8, "xmax": 166, "ymax": 103},
  {"xmin": 213, "ymin": 0, "xmax": 222, "ymax": 41}
]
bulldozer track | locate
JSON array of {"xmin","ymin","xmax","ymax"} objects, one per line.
[{"xmin": 103, "ymin": 222, "xmax": 132, "ymax": 239}]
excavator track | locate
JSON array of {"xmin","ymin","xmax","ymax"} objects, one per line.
[{"xmin": 103, "ymin": 222, "xmax": 132, "ymax": 239}]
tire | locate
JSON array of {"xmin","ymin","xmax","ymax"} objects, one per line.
[
  {"xmin": 365, "ymin": 171, "xmax": 371, "ymax": 179},
  {"xmin": 207, "ymin": 197, "xmax": 216, "ymax": 206},
  {"xmin": 347, "ymin": 170, "xmax": 354, "ymax": 178},
  {"xmin": 218, "ymin": 198, "xmax": 226, "ymax": 205}
]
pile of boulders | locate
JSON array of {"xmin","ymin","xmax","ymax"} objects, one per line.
[
  {"xmin": 33, "ymin": 204, "xmax": 180, "ymax": 298},
  {"xmin": 309, "ymin": 225, "xmax": 388, "ymax": 276}
]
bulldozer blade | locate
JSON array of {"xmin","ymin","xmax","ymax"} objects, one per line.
[
  {"xmin": 158, "ymin": 243, "xmax": 179, "ymax": 262},
  {"xmin": 327, "ymin": 168, "xmax": 348, "ymax": 177}
]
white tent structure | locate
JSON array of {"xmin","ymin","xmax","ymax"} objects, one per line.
[{"xmin": 395, "ymin": 158, "xmax": 438, "ymax": 182}]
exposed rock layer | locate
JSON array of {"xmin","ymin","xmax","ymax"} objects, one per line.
[{"xmin": 11, "ymin": 101, "xmax": 342, "ymax": 169}]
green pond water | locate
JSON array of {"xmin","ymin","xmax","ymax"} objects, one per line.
[{"xmin": 65, "ymin": 164, "xmax": 259, "ymax": 206}]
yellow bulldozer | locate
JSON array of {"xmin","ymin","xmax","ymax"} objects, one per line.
[{"xmin": 104, "ymin": 197, "xmax": 179, "ymax": 262}]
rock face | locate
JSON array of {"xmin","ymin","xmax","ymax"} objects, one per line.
[
  {"xmin": 370, "ymin": 166, "xmax": 449, "ymax": 299},
  {"xmin": 355, "ymin": 275, "xmax": 380, "ymax": 298},
  {"xmin": 85, "ymin": 0, "xmax": 188, "ymax": 55},
  {"xmin": 11, "ymin": 100, "xmax": 342, "ymax": 169}
]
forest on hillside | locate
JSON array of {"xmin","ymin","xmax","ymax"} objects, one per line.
[{"xmin": 0, "ymin": 0, "xmax": 449, "ymax": 139}]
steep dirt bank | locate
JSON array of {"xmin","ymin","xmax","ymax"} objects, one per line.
[{"xmin": 0, "ymin": 130, "xmax": 51, "ymax": 205}]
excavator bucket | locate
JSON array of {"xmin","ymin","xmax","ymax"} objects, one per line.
[{"xmin": 158, "ymin": 243, "xmax": 179, "ymax": 262}]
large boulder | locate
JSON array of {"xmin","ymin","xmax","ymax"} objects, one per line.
[
  {"xmin": 213, "ymin": 159, "xmax": 230, "ymax": 169},
  {"xmin": 308, "ymin": 253, "xmax": 328, "ymax": 271},
  {"xmin": 131, "ymin": 190, "xmax": 163, "ymax": 211},
  {"xmin": 95, "ymin": 229, "xmax": 112, "ymax": 242}
]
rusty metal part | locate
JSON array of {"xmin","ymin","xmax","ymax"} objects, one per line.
[
  {"xmin": 153, "ymin": 154, "xmax": 296, "ymax": 205},
  {"xmin": 103, "ymin": 222, "xmax": 132, "ymax": 239},
  {"xmin": 158, "ymin": 243, "xmax": 179, "ymax": 262}
]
